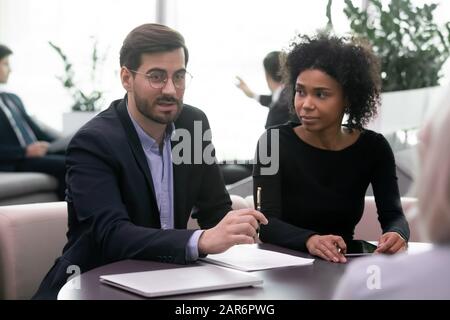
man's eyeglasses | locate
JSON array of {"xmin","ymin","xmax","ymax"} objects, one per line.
[{"xmin": 127, "ymin": 68, "xmax": 193, "ymax": 89}]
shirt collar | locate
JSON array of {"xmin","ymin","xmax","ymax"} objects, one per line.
[{"xmin": 272, "ymin": 85, "xmax": 284, "ymax": 104}]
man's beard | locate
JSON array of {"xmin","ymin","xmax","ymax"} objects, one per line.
[{"xmin": 134, "ymin": 93, "xmax": 183, "ymax": 124}]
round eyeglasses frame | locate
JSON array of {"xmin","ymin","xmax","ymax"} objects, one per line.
[{"xmin": 127, "ymin": 68, "xmax": 193, "ymax": 90}]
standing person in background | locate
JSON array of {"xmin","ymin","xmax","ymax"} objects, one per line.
[
  {"xmin": 0, "ymin": 44, "xmax": 66, "ymax": 200},
  {"xmin": 236, "ymin": 51, "xmax": 297, "ymax": 129},
  {"xmin": 334, "ymin": 84, "xmax": 450, "ymax": 299}
]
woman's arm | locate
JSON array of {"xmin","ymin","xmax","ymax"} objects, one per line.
[
  {"xmin": 371, "ymin": 134, "xmax": 410, "ymax": 251},
  {"xmin": 252, "ymin": 130, "xmax": 318, "ymax": 252}
]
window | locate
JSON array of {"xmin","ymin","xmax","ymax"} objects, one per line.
[{"xmin": 1, "ymin": 0, "xmax": 448, "ymax": 160}]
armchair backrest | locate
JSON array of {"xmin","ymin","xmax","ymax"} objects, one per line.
[
  {"xmin": 355, "ymin": 196, "xmax": 421, "ymax": 241},
  {"xmin": 0, "ymin": 202, "xmax": 68, "ymax": 299}
]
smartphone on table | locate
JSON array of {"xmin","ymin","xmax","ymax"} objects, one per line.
[{"xmin": 344, "ymin": 240, "xmax": 377, "ymax": 257}]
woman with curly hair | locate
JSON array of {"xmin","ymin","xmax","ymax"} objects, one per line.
[{"xmin": 253, "ymin": 34, "xmax": 409, "ymax": 263}]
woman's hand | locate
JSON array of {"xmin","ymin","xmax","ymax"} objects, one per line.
[
  {"xmin": 306, "ymin": 234, "xmax": 347, "ymax": 263},
  {"xmin": 375, "ymin": 232, "xmax": 407, "ymax": 254}
]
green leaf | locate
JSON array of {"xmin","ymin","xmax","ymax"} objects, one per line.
[{"xmin": 335, "ymin": 0, "xmax": 450, "ymax": 91}]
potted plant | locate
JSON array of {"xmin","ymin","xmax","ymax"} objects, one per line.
[
  {"xmin": 49, "ymin": 38, "xmax": 106, "ymax": 134},
  {"xmin": 326, "ymin": 0, "xmax": 450, "ymax": 133}
]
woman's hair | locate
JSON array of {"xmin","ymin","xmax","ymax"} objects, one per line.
[
  {"xmin": 416, "ymin": 85, "xmax": 450, "ymax": 244},
  {"xmin": 283, "ymin": 34, "xmax": 381, "ymax": 129}
]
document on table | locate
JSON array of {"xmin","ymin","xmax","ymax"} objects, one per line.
[{"xmin": 200, "ymin": 244, "xmax": 314, "ymax": 272}]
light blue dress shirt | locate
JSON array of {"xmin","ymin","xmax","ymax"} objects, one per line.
[{"xmin": 127, "ymin": 105, "xmax": 203, "ymax": 261}]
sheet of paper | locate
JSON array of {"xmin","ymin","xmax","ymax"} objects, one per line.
[{"xmin": 201, "ymin": 244, "xmax": 314, "ymax": 271}]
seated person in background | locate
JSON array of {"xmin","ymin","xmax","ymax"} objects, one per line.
[
  {"xmin": 33, "ymin": 23, "xmax": 267, "ymax": 300},
  {"xmin": 236, "ymin": 51, "xmax": 297, "ymax": 129},
  {"xmin": 334, "ymin": 89, "xmax": 450, "ymax": 299},
  {"xmin": 0, "ymin": 44, "xmax": 66, "ymax": 200},
  {"xmin": 253, "ymin": 34, "xmax": 409, "ymax": 263}
]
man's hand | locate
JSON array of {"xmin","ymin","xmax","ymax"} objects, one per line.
[
  {"xmin": 375, "ymin": 232, "xmax": 407, "ymax": 254},
  {"xmin": 235, "ymin": 76, "xmax": 255, "ymax": 99},
  {"xmin": 306, "ymin": 234, "xmax": 347, "ymax": 263},
  {"xmin": 25, "ymin": 141, "xmax": 49, "ymax": 158},
  {"xmin": 198, "ymin": 208, "xmax": 268, "ymax": 255}
]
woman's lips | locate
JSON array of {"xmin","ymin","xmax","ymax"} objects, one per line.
[{"xmin": 301, "ymin": 116, "xmax": 319, "ymax": 123}]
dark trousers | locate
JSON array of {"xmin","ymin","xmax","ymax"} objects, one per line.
[
  {"xmin": 32, "ymin": 256, "xmax": 72, "ymax": 300},
  {"xmin": 15, "ymin": 154, "xmax": 66, "ymax": 200}
]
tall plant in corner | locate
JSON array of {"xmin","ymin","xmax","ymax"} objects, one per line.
[
  {"xmin": 327, "ymin": 0, "xmax": 450, "ymax": 92},
  {"xmin": 49, "ymin": 38, "xmax": 106, "ymax": 111}
]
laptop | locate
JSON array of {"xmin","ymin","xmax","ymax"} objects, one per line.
[{"xmin": 99, "ymin": 264, "xmax": 263, "ymax": 298}]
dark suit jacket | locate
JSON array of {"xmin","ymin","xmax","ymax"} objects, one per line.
[
  {"xmin": 259, "ymin": 88, "xmax": 298, "ymax": 129},
  {"xmin": 0, "ymin": 92, "xmax": 55, "ymax": 170},
  {"xmin": 33, "ymin": 97, "xmax": 232, "ymax": 299}
]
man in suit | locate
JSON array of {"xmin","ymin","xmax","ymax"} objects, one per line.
[
  {"xmin": 0, "ymin": 44, "xmax": 66, "ymax": 200},
  {"xmin": 236, "ymin": 51, "xmax": 298, "ymax": 128},
  {"xmin": 33, "ymin": 24, "xmax": 267, "ymax": 299}
]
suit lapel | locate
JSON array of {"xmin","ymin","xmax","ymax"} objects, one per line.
[{"xmin": 115, "ymin": 98, "xmax": 160, "ymax": 222}]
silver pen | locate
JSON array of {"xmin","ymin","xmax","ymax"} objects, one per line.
[{"xmin": 256, "ymin": 187, "xmax": 262, "ymax": 237}]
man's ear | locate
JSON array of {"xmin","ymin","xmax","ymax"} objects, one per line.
[{"xmin": 120, "ymin": 67, "xmax": 133, "ymax": 92}]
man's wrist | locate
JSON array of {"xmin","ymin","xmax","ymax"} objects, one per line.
[
  {"xmin": 186, "ymin": 230, "xmax": 205, "ymax": 261},
  {"xmin": 197, "ymin": 229, "xmax": 208, "ymax": 256}
]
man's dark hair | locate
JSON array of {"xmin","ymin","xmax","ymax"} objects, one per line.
[
  {"xmin": 120, "ymin": 23, "xmax": 189, "ymax": 71},
  {"xmin": 0, "ymin": 44, "xmax": 13, "ymax": 60},
  {"xmin": 263, "ymin": 51, "xmax": 282, "ymax": 83},
  {"xmin": 284, "ymin": 34, "xmax": 381, "ymax": 129}
]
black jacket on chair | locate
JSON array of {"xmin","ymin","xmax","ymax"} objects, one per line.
[
  {"xmin": 33, "ymin": 97, "xmax": 232, "ymax": 299},
  {"xmin": 0, "ymin": 92, "xmax": 54, "ymax": 170}
]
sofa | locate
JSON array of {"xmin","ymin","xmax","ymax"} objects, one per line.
[{"xmin": 0, "ymin": 172, "xmax": 59, "ymax": 206}]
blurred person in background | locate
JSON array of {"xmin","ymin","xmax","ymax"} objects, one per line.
[
  {"xmin": 236, "ymin": 51, "xmax": 297, "ymax": 129},
  {"xmin": 0, "ymin": 44, "xmax": 66, "ymax": 200}
]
